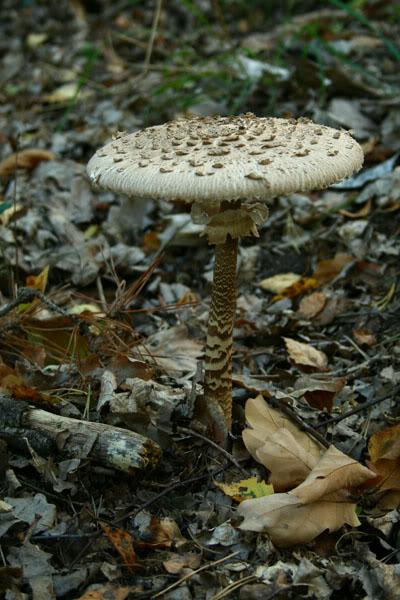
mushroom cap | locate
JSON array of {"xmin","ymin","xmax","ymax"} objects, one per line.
[{"xmin": 87, "ymin": 113, "xmax": 363, "ymax": 203}]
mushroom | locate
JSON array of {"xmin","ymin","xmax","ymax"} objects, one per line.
[{"xmin": 87, "ymin": 114, "xmax": 363, "ymax": 442}]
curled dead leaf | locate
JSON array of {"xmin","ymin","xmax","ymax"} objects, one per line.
[{"xmin": 0, "ymin": 149, "xmax": 55, "ymax": 179}]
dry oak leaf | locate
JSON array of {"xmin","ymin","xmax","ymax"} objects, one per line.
[
  {"xmin": 368, "ymin": 423, "xmax": 400, "ymax": 462},
  {"xmin": 367, "ymin": 459, "xmax": 400, "ymax": 493},
  {"xmin": 292, "ymin": 445, "xmax": 376, "ymax": 504},
  {"xmin": 368, "ymin": 424, "xmax": 400, "ymax": 493},
  {"xmin": 238, "ymin": 445, "xmax": 375, "ymax": 547},
  {"xmin": 238, "ymin": 493, "xmax": 360, "ymax": 547},
  {"xmin": 242, "ymin": 395, "xmax": 322, "ymax": 491},
  {"xmin": 284, "ymin": 337, "xmax": 328, "ymax": 369},
  {"xmin": 0, "ymin": 149, "xmax": 55, "ymax": 179}
]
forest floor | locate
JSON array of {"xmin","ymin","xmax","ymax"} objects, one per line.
[{"xmin": 0, "ymin": 1, "xmax": 400, "ymax": 598}]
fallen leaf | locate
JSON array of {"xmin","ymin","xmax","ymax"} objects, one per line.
[
  {"xmin": 101, "ymin": 524, "xmax": 137, "ymax": 572},
  {"xmin": 312, "ymin": 295, "xmax": 349, "ymax": 326},
  {"xmin": 259, "ymin": 272, "xmax": 301, "ymax": 294},
  {"xmin": 238, "ymin": 492, "xmax": 360, "ymax": 547},
  {"xmin": 143, "ymin": 325, "xmax": 202, "ymax": 375},
  {"xmin": 242, "ymin": 396, "xmax": 322, "ymax": 490},
  {"xmin": 162, "ymin": 552, "xmax": 201, "ymax": 575},
  {"xmin": 76, "ymin": 585, "xmax": 132, "ymax": 600},
  {"xmin": 216, "ymin": 476, "xmax": 274, "ymax": 502},
  {"xmin": 295, "ymin": 375, "xmax": 346, "ymax": 412},
  {"xmin": 26, "ymin": 33, "xmax": 48, "ymax": 48},
  {"xmin": 352, "ymin": 328, "xmax": 377, "ymax": 347},
  {"xmin": 273, "ymin": 277, "xmax": 318, "ymax": 301},
  {"xmin": 369, "ymin": 424, "xmax": 400, "ymax": 462},
  {"xmin": 284, "ymin": 337, "xmax": 328, "ymax": 370},
  {"xmin": 240, "ymin": 397, "xmax": 376, "ymax": 546},
  {"xmin": 293, "ymin": 445, "xmax": 376, "ymax": 505},
  {"xmin": 312, "ymin": 255, "xmax": 353, "ymax": 286},
  {"xmin": 297, "ymin": 292, "xmax": 327, "ymax": 319},
  {"xmin": 43, "ymin": 82, "xmax": 90, "ymax": 103},
  {"xmin": 26, "ymin": 266, "xmax": 49, "ymax": 294},
  {"xmin": 254, "ymin": 428, "xmax": 321, "ymax": 491},
  {"xmin": 130, "ymin": 516, "xmax": 186, "ymax": 550},
  {"xmin": 367, "ymin": 459, "xmax": 400, "ymax": 492},
  {"xmin": 0, "ymin": 149, "xmax": 55, "ymax": 179}
]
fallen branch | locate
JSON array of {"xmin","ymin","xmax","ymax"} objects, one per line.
[{"xmin": 0, "ymin": 394, "xmax": 161, "ymax": 472}]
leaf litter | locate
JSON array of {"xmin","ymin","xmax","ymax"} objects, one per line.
[{"xmin": 1, "ymin": 1, "xmax": 400, "ymax": 598}]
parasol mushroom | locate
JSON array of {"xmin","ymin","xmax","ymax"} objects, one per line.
[{"xmin": 87, "ymin": 113, "xmax": 363, "ymax": 443}]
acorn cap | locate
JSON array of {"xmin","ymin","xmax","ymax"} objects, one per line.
[{"xmin": 87, "ymin": 113, "xmax": 364, "ymax": 205}]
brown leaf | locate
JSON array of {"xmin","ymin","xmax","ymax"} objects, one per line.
[
  {"xmin": 240, "ymin": 398, "xmax": 376, "ymax": 546},
  {"xmin": 76, "ymin": 585, "xmax": 132, "ymax": 600},
  {"xmin": 313, "ymin": 254, "xmax": 353, "ymax": 286},
  {"xmin": 295, "ymin": 374, "xmax": 346, "ymax": 412},
  {"xmin": 369, "ymin": 424, "xmax": 400, "ymax": 462},
  {"xmin": 284, "ymin": 337, "xmax": 328, "ymax": 370},
  {"xmin": 352, "ymin": 328, "xmax": 377, "ymax": 347},
  {"xmin": 367, "ymin": 459, "xmax": 400, "ymax": 492},
  {"xmin": 293, "ymin": 445, "xmax": 376, "ymax": 504},
  {"xmin": 367, "ymin": 425, "xmax": 400, "ymax": 493},
  {"xmin": 238, "ymin": 492, "xmax": 360, "ymax": 547},
  {"xmin": 0, "ymin": 149, "xmax": 55, "ymax": 179},
  {"xmin": 297, "ymin": 291, "xmax": 327, "ymax": 319},
  {"xmin": 149, "ymin": 516, "xmax": 186, "ymax": 548},
  {"xmin": 273, "ymin": 277, "xmax": 318, "ymax": 301},
  {"xmin": 163, "ymin": 552, "xmax": 201, "ymax": 575},
  {"xmin": 243, "ymin": 396, "xmax": 322, "ymax": 490},
  {"xmin": 255, "ymin": 428, "xmax": 320, "ymax": 491},
  {"xmin": 101, "ymin": 523, "xmax": 137, "ymax": 572}
]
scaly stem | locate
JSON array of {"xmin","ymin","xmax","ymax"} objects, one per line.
[{"xmin": 204, "ymin": 235, "xmax": 238, "ymax": 430}]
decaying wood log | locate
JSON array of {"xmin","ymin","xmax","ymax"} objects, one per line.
[{"xmin": 0, "ymin": 395, "xmax": 161, "ymax": 473}]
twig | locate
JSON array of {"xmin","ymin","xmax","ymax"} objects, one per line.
[
  {"xmin": 68, "ymin": 469, "xmax": 224, "ymax": 570},
  {"xmin": 154, "ymin": 551, "xmax": 239, "ymax": 598},
  {"xmin": 0, "ymin": 287, "xmax": 90, "ymax": 336},
  {"xmin": 210, "ymin": 575, "xmax": 257, "ymax": 600},
  {"xmin": 96, "ymin": 276, "xmax": 108, "ymax": 312},
  {"xmin": 113, "ymin": 471, "xmax": 216, "ymax": 525},
  {"xmin": 343, "ymin": 334, "xmax": 369, "ymax": 361},
  {"xmin": 143, "ymin": 0, "xmax": 163, "ymax": 74},
  {"xmin": 315, "ymin": 389, "xmax": 398, "ymax": 429},
  {"xmin": 177, "ymin": 426, "xmax": 249, "ymax": 476}
]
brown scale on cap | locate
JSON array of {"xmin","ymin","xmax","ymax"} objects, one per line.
[{"xmin": 87, "ymin": 113, "xmax": 364, "ymax": 444}]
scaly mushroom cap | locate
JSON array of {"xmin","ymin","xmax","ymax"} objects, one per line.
[{"xmin": 87, "ymin": 113, "xmax": 363, "ymax": 205}]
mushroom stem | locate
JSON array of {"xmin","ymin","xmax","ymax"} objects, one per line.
[{"xmin": 204, "ymin": 234, "xmax": 238, "ymax": 429}]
